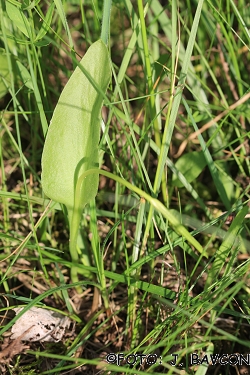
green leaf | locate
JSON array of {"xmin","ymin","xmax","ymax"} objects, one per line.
[
  {"xmin": 41, "ymin": 40, "xmax": 111, "ymax": 210},
  {"xmin": 34, "ymin": 3, "xmax": 55, "ymax": 42},
  {"xmin": 172, "ymin": 151, "xmax": 207, "ymax": 187},
  {"xmin": 153, "ymin": 53, "xmax": 170, "ymax": 84},
  {"xmin": 6, "ymin": 1, "xmax": 31, "ymax": 38},
  {"xmin": 34, "ymin": 39, "xmax": 51, "ymax": 47},
  {"xmin": 16, "ymin": 60, "xmax": 34, "ymax": 90},
  {"xmin": 0, "ymin": 51, "xmax": 33, "ymax": 95},
  {"xmin": 0, "ymin": 50, "xmax": 10, "ymax": 98},
  {"xmin": 22, "ymin": 0, "xmax": 40, "ymax": 11},
  {"xmin": 215, "ymin": 160, "xmax": 235, "ymax": 203},
  {"xmin": 53, "ymin": 0, "xmax": 74, "ymax": 50}
]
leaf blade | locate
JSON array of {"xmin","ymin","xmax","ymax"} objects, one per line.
[
  {"xmin": 172, "ymin": 151, "xmax": 207, "ymax": 187},
  {"xmin": 41, "ymin": 40, "xmax": 111, "ymax": 210}
]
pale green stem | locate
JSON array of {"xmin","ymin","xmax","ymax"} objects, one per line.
[{"xmin": 68, "ymin": 207, "xmax": 82, "ymax": 294}]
